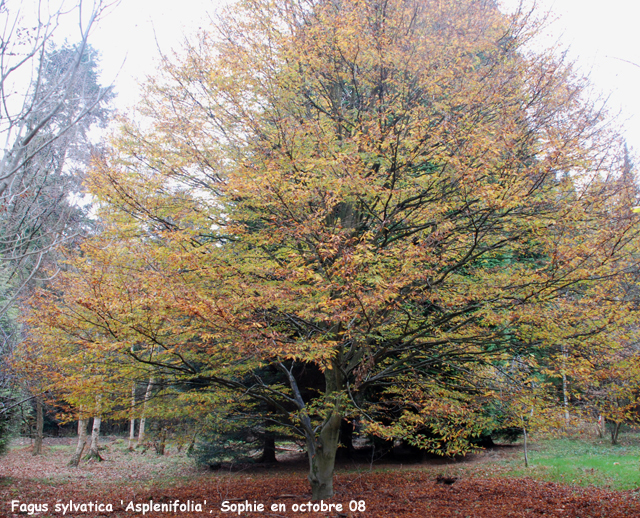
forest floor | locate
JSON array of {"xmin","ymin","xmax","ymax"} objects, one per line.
[{"xmin": 2, "ymin": 435, "xmax": 640, "ymax": 517}]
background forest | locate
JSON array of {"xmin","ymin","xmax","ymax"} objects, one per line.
[{"xmin": 3, "ymin": 0, "xmax": 640, "ymax": 503}]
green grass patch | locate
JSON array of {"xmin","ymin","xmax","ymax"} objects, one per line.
[
  {"xmin": 496, "ymin": 434, "xmax": 640, "ymax": 491},
  {"xmin": 45, "ymin": 444, "xmax": 73, "ymax": 451}
]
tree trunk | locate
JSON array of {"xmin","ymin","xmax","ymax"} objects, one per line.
[
  {"xmin": 596, "ymin": 415, "xmax": 604, "ymax": 438},
  {"xmin": 259, "ymin": 406, "xmax": 277, "ymax": 464},
  {"xmin": 155, "ymin": 426, "xmax": 167, "ymax": 455},
  {"xmin": 259, "ymin": 428, "xmax": 277, "ymax": 463},
  {"xmin": 561, "ymin": 344, "xmax": 569, "ymax": 426},
  {"xmin": 85, "ymin": 415, "xmax": 103, "ymax": 461},
  {"xmin": 85, "ymin": 397, "xmax": 103, "ymax": 461},
  {"xmin": 308, "ymin": 412, "xmax": 342, "ymax": 500},
  {"xmin": 523, "ymin": 425, "xmax": 529, "ymax": 468},
  {"xmin": 138, "ymin": 378, "xmax": 154, "ymax": 444},
  {"xmin": 69, "ymin": 415, "xmax": 88, "ymax": 467},
  {"xmin": 128, "ymin": 417, "xmax": 136, "ymax": 449},
  {"xmin": 187, "ymin": 431, "xmax": 197, "ymax": 455},
  {"xmin": 562, "ymin": 372, "xmax": 569, "ymax": 424},
  {"xmin": 610, "ymin": 421, "xmax": 622, "ymax": 445},
  {"xmin": 306, "ymin": 364, "xmax": 343, "ymax": 500},
  {"xmin": 337, "ymin": 418, "xmax": 355, "ymax": 458},
  {"xmin": 278, "ymin": 360, "xmax": 343, "ymax": 500},
  {"xmin": 32, "ymin": 397, "xmax": 43, "ymax": 455},
  {"xmin": 128, "ymin": 383, "xmax": 136, "ymax": 449},
  {"xmin": 138, "ymin": 418, "xmax": 147, "ymax": 444}
]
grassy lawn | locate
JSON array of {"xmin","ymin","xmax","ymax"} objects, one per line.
[{"xmin": 492, "ymin": 431, "xmax": 640, "ymax": 491}]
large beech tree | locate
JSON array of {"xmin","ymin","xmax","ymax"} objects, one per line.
[{"xmin": 25, "ymin": 0, "xmax": 640, "ymax": 499}]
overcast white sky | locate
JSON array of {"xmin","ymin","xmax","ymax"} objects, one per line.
[{"xmin": 88, "ymin": 0, "xmax": 640, "ymax": 150}]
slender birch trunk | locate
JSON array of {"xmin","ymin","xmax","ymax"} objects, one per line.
[
  {"xmin": 32, "ymin": 397, "xmax": 43, "ymax": 455},
  {"xmin": 69, "ymin": 410, "xmax": 89, "ymax": 467},
  {"xmin": 561, "ymin": 344, "xmax": 570, "ymax": 426},
  {"xmin": 128, "ymin": 417, "xmax": 136, "ymax": 449},
  {"xmin": 523, "ymin": 425, "xmax": 529, "ymax": 468},
  {"xmin": 138, "ymin": 378, "xmax": 154, "ymax": 444},
  {"xmin": 128, "ymin": 383, "xmax": 137, "ymax": 449},
  {"xmin": 596, "ymin": 415, "xmax": 604, "ymax": 438},
  {"xmin": 86, "ymin": 397, "xmax": 103, "ymax": 461},
  {"xmin": 86, "ymin": 415, "xmax": 103, "ymax": 460}
]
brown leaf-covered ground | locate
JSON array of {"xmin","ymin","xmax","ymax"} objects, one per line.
[{"xmin": 2, "ymin": 438, "xmax": 640, "ymax": 517}]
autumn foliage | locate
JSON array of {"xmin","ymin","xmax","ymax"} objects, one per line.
[{"xmin": 18, "ymin": 0, "xmax": 640, "ymax": 500}]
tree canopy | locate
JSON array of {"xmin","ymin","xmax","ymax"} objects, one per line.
[
  {"xmin": 0, "ymin": 0, "xmax": 114, "ymax": 453},
  {"xmin": 22, "ymin": 0, "xmax": 640, "ymax": 499}
]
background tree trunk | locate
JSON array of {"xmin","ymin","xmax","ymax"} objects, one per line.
[
  {"xmin": 155, "ymin": 426, "xmax": 167, "ymax": 455},
  {"xmin": 128, "ymin": 382, "xmax": 137, "ymax": 449},
  {"xmin": 85, "ymin": 397, "xmax": 103, "ymax": 460},
  {"xmin": 337, "ymin": 418, "xmax": 355, "ymax": 459},
  {"xmin": 187, "ymin": 432, "xmax": 197, "ymax": 455},
  {"xmin": 561, "ymin": 344, "xmax": 570, "ymax": 426},
  {"xmin": 128, "ymin": 417, "xmax": 136, "ymax": 450},
  {"xmin": 259, "ymin": 428, "xmax": 277, "ymax": 463},
  {"xmin": 596, "ymin": 415, "xmax": 604, "ymax": 438},
  {"xmin": 85, "ymin": 415, "xmax": 103, "ymax": 460},
  {"xmin": 69, "ymin": 416, "xmax": 88, "ymax": 467},
  {"xmin": 259, "ymin": 406, "xmax": 277, "ymax": 463},
  {"xmin": 523, "ymin": 425, "xmax": 529, "ymax": 468},
  {"xmin": 137, "ymin": 378, "xmax": 154, "ymax": 444},
  {"xmin": 128, "ymin": 352, "xmax": 137, "ymax": 449},
  {"xmin": 610, "ymin": 421, "xmax": 622, "ymax": 445},
  {"xmin": 138, "ymin": 417, "xmax": 147, "ymax": 444}
]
